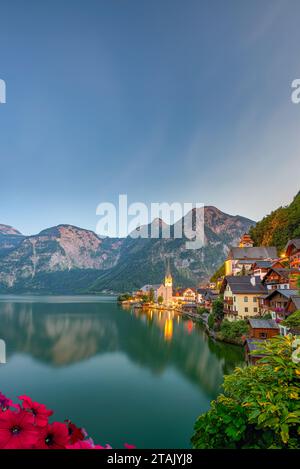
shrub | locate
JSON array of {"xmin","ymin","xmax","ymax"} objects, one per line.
[
  {"xmin": 207, "ymin": 313, "xmax": 215, "ymax": 330},
  {"xmin": 282, "ymin": 310, "xmax": 300, "ymax": 329},
  {"xmin": 197, "ymin": 307, "xmax": 209, "ymax": 315},
  {"xmin": 212, "ymin": 298, "xmax": 224, "ymax": 321},
  {"xmin": 218, "ymin": 319, "xmax": 249, "ymax": 342},
  {"xmin": 191, "ymin": 335, "xmax": 300, "ymax": 449}
]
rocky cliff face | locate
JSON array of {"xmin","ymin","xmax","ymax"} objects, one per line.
[
  {"xmin": 0, "ymin": 208, "xmax": 255, "ymax": 293},
  {"xmin": 0, "ymin": 224, "xmax": 119, "ymax": 290}
]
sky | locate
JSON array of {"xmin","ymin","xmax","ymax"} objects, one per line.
[{"xmin": 0, "ymin": 0, "xmax": 300, "ymax": 236}]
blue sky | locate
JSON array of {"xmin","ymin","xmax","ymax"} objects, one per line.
[{"xmin": 0, "ymin": 0, "xmax": 300, "ymax": 235}]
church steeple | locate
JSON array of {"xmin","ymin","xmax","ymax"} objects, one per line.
[
  {"xmin": 164, "ymin": 259, "xmax": 173, "ymax": 287},
  {"xmin": 239, "ymin": 233, "xmax": 254, "ymax": 248}
]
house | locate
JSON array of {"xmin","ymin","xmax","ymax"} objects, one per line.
[
  {"xmin": 248, "ymin": 318, "xmax": 279, "ymax": 339},
  {"xmin": 239, "ymin": 233, "xmax": 254, "ymax": 247},
  {"xmin": 221, "ymin": 275, "xmax": 268, "ymax": 320},
  {"xmin": 285, "ymin": 239, "xmax": 300, "ymax": 270},
  {"xmin": 262, "ymin": 268, "xmax": 300, "ymax": 290},
  {"xmin": 196, "ymin": 288, "xmax": 207, "ymax": 304},
  {"xmin": 286, "ymin": 295, "xmax": 300, "ymax": 315},
  {"xmin": 251, "ymin": 260, "xmax": 284, "ymax": 280},
  {"xmin": 260, "ymin": 289, "xmax": 299, "ymax": 320},
  {"xmin": 203, "ymin": 290, "xmax": 219, "ymax": 311},
  {"xmin": 174, "ymin": 287, "xmax": 196, "ymax": 303},
  {"xmin": 225, "ymin": 234, "xmax": 278, "ymax": 276},
  {"xmin": 245, "ymin": 339, "xmax": 265, "ymax": 365}
]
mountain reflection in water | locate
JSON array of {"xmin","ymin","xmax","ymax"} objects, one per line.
[{"xmin": 0, "ymin": 298, "xmax": 244, "ymax": 398}]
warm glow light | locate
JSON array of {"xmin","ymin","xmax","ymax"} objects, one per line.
[{"xmin": 164, "ymin": 319, "xmax": 173, "ymax": 341}]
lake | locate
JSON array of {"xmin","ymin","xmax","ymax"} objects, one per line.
[{"xmin": 0, "ymin": 296, "xmax": 244, "ymax": 448}]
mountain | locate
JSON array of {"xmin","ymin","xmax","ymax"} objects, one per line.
[
  {"xmin": 249, "ymin": 191, "xmax": 300, "ymax": 252},
  {"xmin": 88, "ymin": 206, "xmax": 255, "ymax": 293},
  {"xmin": 0, "ymin": 224, "xmax": 120, "ymax": 292},
  {"xmin": 0, "ymin": 224, "xmax": 25, "ymax": 256},
  {"xmin": 0, "ymin": 207, "xmax": 255, "ymax": 293},
  {"xmin": 0, "ymin": 224, "xmax": 22, "ymax": 235}
]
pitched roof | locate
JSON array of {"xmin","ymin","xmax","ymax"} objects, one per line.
[
  {"xmin": 228, "ymin": 246, "xmax": 278, "ymax": 260},
  {"xmin": 246, "ymin": 338, "xmax": 265, "ymax": 355},
  {"xmin": 265, "ymin": 289, "xmax": 299, "ymax": 300},
  {"xmin": 223, "ymin": 275, "xmax": 268, "ymax": 294},
  {"xmin": 252, "ymin": 260, "xmax": 274, "ymax": 269},
  {"xmin": 287, "ymin": 296, "xmax": 300, "ymax": 310},
  {"xmin": 249, "ymin": 319, "xmax": 279, "ymax": 329},
  {"xmin": 285, "ymin": 239, "xmax": 300, "ymax": 253}
]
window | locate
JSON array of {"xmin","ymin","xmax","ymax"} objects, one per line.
[
  {"xmin": 259, "ymin": 332, "xmax": 267, "ymax": 339},
  {"xmin": 244, "ymin": 296, "xmax": 248, "ymax": 302},
  {"xmin": 253, "ymin": 297, "xmax": 257, "ymax": 303},
  {"xmin": 245, "ymin": 307, "xmax": 248, "ymax": 313},
  {"xmin": 254, "ymin": 307, "xmax": 258, "ymax": 313},
  {"xmin": 233, "ymin": 296, "xmax": 236, "ymax": 302}
]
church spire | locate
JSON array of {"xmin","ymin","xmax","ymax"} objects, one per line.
[{"xmin": 164, "ymin": 259, "xmax": 173, "ymax": 287}]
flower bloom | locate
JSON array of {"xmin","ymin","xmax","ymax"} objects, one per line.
[
  {"xmin": 65, "ymin": 419, "xmax": 85, "ymax": 444},
  {"xmin": 0, "ymin": 393, "xmax": 13, "ymax": 411},
  {"xmin": 0, "ymin": 409, "xmax": 39, "ymax": 449},
  {"xmin": 18, "ymin": 395, "xmax": 53, "ymax": 427},
  {"xmin": 35, "ymin": 422, "xmax": 70, "ymax": 449}
]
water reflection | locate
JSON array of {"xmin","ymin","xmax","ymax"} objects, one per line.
[{"xmin": 0, "ymin": 299, "xmax": 244, "ymax": 399}]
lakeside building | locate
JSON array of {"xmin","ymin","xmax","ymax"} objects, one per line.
[
  {"xmin": 285, "ymin": 239, "xmax": 300, "ymax": 270},
  {"xmin": 225, "ymin": 234, "xmax": 278, "ymax": 276},
  {"xmin": 221, "ymin": 275, "xmax": 268, "ymax": 321},
  {"xmin": 251, "ymin": 260, "xmax": 284, "ymax": 280},
  {"xmin": 138, "ymin": 262, "xmax": 174, "ymax": 305}
]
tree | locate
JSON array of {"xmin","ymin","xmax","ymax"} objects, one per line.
[
  {"xmin": 207, "ymin": 313, "xmax": 215, "ymax": 330},
  {"xmin": 218, "ymin": 319, "xmax": 249, "ymax": 344},
  {"xmin": 212, "ymin": 298, "xmax": 224, "ymax": 321},
  {"xmin": 149, "ymin": 288, "xmax": 155, "ymax": 303},
  {"xmin": 192, "ymin": 335, "xmax": 300, "ymax": 449},
  {"xmin": 197, "ymin": 306, "xmax": 209, "ymax": 315},
  {"xmin": 282, "ymin": 310, "xmax": 300, "ymax": 329},
  {"xmin": 157, "ymin": 295, "xmax": 164, "ymax": 305},
  {"xmin": 141, "ymin": 295, "xmax": 149, "ymax": 303}
]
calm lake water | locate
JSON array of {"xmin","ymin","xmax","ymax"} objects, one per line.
[{"xmin": 0, "ymin": 296, "xmax": 244, "ymax": 448}]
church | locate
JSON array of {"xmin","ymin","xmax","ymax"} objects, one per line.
[{"xmin": 140, "ymin": 262, "xmax": 174, "ymax": 305}]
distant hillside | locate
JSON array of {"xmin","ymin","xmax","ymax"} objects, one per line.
[
  {"xmin": 88, "ymin": 206, "xmax": 255, "ymax": 293},
  {"xmin": 249, "ymin": 191, "xmax": 300, "ymax": 252}
]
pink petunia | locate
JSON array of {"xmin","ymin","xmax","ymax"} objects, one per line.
[
  {"xmin": 0, "ymin": 409, "xmax": 39, "ymax": 449},
  {"xmin": 0, "ymin": 393, "xmax": 13, "ymax": 411},
  {"xmin": 34, "ymin": 422, "xmax": 70, "ymax": 449},
  {"xmin": 18, "ymin": 395, "xmax": 53, "ymax": 427}
]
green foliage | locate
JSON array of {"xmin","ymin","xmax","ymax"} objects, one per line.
[
  {"xmin": 282, "ymin": 310, "xmax": 300, "ymax": 329},
  {"xmin": 249, "ymin": 192, "xmax": 300, "ymax": 251},
  {"xmin": 212, "ymin": 298, "xmax": 224, "ymax": 321},
  {"xmin": 218, "ymin": 320, "xmax": 249, "ymax": 343},
  {"xmin": 197, "ymin": 306, "xmax": 209, "ymax": 315},
  {"xmin": 149, "ymin": 288, "xmax": 155, "ymax": 303},
  {"xmin": 192, "ymin": 335, "xmax": 300, "ymax": 448},
  {"xmin": 208, "ymin": 313, "xmax": 215, "ymax": 330},
  {"xmin": 157, "ymin": 295, "xmax": 164, "ymax": 305},
  {"xmin": 210, "ymin": 262, "xmax": 225, "ymax": 283},
  {"xmin": 117, "ymin": 293, "xmax": 132, "ymax": 302},
  {"xmin": 141, "ymin": 294, "xmax": 149, "ymax": 303}
]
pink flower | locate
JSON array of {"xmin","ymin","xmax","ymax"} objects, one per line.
[
  {"xmin": 67, "ymin": 438, "xmax": 112, "ymax": 450},
  {"xmin": 64, "ymin": 419, "xmax": 86, "ymax": 444},
  {"xmin": 18, "ymin": 395, "xmax": 53, "ymax": 427},
  {"xmin": 35, "ymin": 422, "xmax": 70, "ymax": 449},
  {"xmin": 0, "ymin": 409, "xmax": 39, "ymax": 449},
  {"xmin": 124, "ymin": 443, "xmax": 136, "ymax": 449},
  {"xmin": 0, "ymin": 393, "xmax": 13, "ymax": 411}
]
